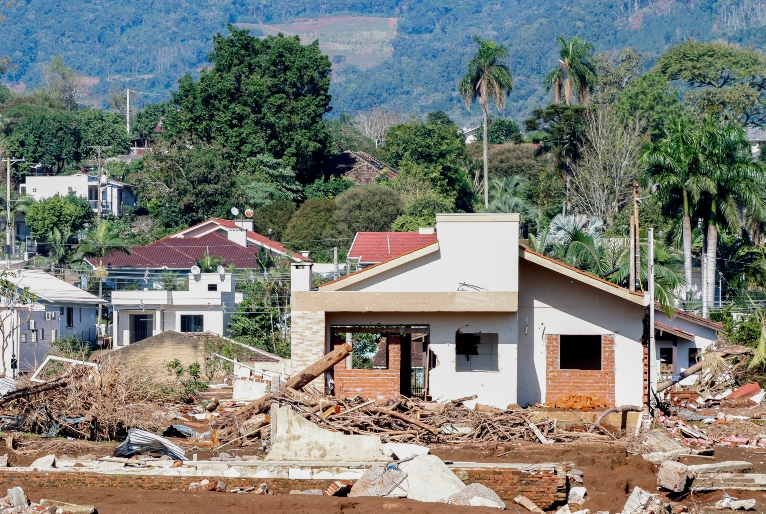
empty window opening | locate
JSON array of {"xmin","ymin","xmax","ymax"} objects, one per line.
[
  {"xmin": 66, "ymin": 307, "xmax": 74, "ymax": 328},
  {"xmin": 659, "ymin": 347, "xmax": 674, "ymax": 374},
  {"xmin": 688, "ymin": 348, "xmax": 701, "ymax": 368},
  {"xmin": 456, "ymin": 329, "xmax": 498, "ymax": 372},
  {"xmin": 208, "ymin": 283, "xmax": 218, "ymax": 292},
  {"xmin": 560, "ymin": 335, "xmax": 601, "ymax": 370},
  {"xmin": 180, "ymin": 315, "xmax": 204, "ymax": 333}
]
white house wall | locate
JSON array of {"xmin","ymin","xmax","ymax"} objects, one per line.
[
  {"xmin": 339, "ymin": 216, "xmax": 519, "ymax": 294},
  {"xmin": 326, "ymin": 312, "xmax": 518, "ymax": 409},
  {"xmin": 654, "ymin": 310, "xmax": 718, "ymax": 386},
  {"xmin": 517, "ymin": 259, "xmax": 646, "ymax": 407}
]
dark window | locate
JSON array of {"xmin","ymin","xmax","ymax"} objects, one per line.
[
  {"xmin": 130, "ymin": 314, "xmax": 153, "ymax": 343},
  {"xmin": 40, "ymin": 329, "xmax": 45, "ymax": 341},
  {"xmin": 181, "ymin": 315, "xmax": 204, "ymax": 333},
  {"xmin": 66, "ymin": 307, "xmax": 74, "ymax": 327},
  {"xmin": 659, "ymin": 347, "xmax": 674, "ymax": 374},
  {"xmin": 688, "ymin": 348, "xmax": 701, "ymax": 368},
  {"xmin": 456, "ymin": 331, "xmax": 499, "ymax": 372},
  {"xmin": 207, "ymin": 283, "xmax": 217, "ymax": 292},
  {"xmin": 559, "ymin": 335, "xmax": 601, "ymax": 370},
  {"xmin": 59, "ymin": 307, "xmax": 64, "ymax": 315}
]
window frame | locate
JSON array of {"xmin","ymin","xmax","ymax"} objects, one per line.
[{"xmin": 180, "ymin": 314, "xmax": 204, "ymax": 333}]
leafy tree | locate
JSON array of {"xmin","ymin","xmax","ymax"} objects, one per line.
[
  {"xmin": 591, "ymin": 48, "xmax": 645, "ymax": 106},
  {"xmin": 137, "ymin": 138, "xmax": 236, "ymax": 229},
  {"xmin": 77, "ymin": 108, "xmax": 131, "ymax": 158},
  {"xmin": 282, "ymin": 199, "xmax": 337, "ymax": 259},
  {"xmin": 164, "ymin": 26, "xmax": 332, "ymax": 183},
  {"xmin": 253, "ymin": 200, "xmax": 296, "ymax": 241},
  {"xmin": 325, "ymin": 115, "xmax": 381, "ymax": 158},
  {"xmin": 391, "ymin": 161, "xmax": 453, "ymax": 207},
  {"xmin": 487, "ymin": 176, "xmax": 541, "ymax": 229},
  {"xmin": 24, "ymin": 193, "xmax": 93, "ymax": 238},
  {"xmin": 42, "ymin": 56, "xmax": 90, "ymax": 111},
  {"xmin": 655, "ymin": 40, "xmax": 766, "ymax": 124},
  {"xmin": 483, "ymin": 117, "xmax": 522, "ymax": 145},
  {"xmin": 384, "ymin": 119, "xmax": 475, "ymax": 211},
  {"xmin": 545, "ymin": 36, "xmax": 596, "ymax": 106},
  {"xmin": 132, "ymin": 101, "xmax": 174, "ymax": 145},
  {"xmin": 235, "ymin": 154, "xmax": 302, "ymax": 209},
  {"xmin": 616, "ymin": 72, "xmax": 683, "ymax": 138},
  {"xmin": 3, "ymin": 105, "xmax": 80, "ymax": 174},
  {"xmin": 459, "ymin": 36, "xmax": 513, "ymax": 209},
  {"xmin": 303, "ymin": 176, "xmax": 354, "ymax": 200},
  {"xmin": 391, "ymin": 193, "xmax": 455, "ymax": 231},
  {"xmin": 426, "ymin": 111, "xmax": 454, "ymax": 126},
  {"xmin": 333, "ymin": 185, "xmax": 404, "ymax": 240}
]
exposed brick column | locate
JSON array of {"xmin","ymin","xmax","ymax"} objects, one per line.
[
  {"xmin": 545, "ymin": 334, "xmax": 616, "ymax": 408},
  {"xmin": 289, "ymin": 311, "xmax": 326, "ymax": 382},
  {"xmin": 333, "ymin": 339, "xmax": 401, "ymax": 401}
]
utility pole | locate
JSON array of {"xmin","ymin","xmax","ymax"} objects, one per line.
[
  {"xmin": 632, "ymin": 181, "xmax": 641, "ymax": 292},
  {"xmin": 126, "ymin": 88, "xmax": 131, "ymax": 135},
  {"xmin": 2, "ymin": 155, "xmax": 24, "ymax": 266},
  {"xmin": 333, "ymin": 247, "xmax": 338, "ymax": 280},
  {"xmin": 88, "ymin": 146, "xmax": 112, "ymax": 218},
  {"xmin": 648, "ymin": 227, "xmax": 657, "ymax": 400}
]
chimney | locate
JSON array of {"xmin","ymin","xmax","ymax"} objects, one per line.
[
  {"xmin": 291, "ymin": 262, "xmax": 314, "ymax": 292},
  {"xmin": 418, "ymin": 227, "xmax": 435, "ymax": 234},
  {"xmin": 233, "ymin": 219, "xmax": 254, "ymax": 232}
]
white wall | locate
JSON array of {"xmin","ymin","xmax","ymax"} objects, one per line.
[
  {"xmin": 340, "ymin": 215, "xmax": 519, "ymax": 294},
  {"xmin": 517, "ymin": 259, "xmax": 646, "ymax": 407},
  {"xmin": 22, "ymin": 175, "xmax": 89, "ymax": 202},
  {"xmin": 326, "ymin": 311, "xmax": 518, "ymax": 409}
]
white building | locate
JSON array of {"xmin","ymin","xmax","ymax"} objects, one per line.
[
  {"xmin": 19, "ymin": 172, "xmax": 137, "ymax": 217},
  {"xmin": 291, "ymin": 213, "xmax": 652, "ymax": 409},
  {"xmin": 654, "ymin": 306, "xmax": 721, "ymax": 386},
  {"xmin": 0, "ymin": 270, "xmax": 104, "ymax": 373},
  {"xmin": 110, "ymin": 272, "xmax": 243, "ymax": 347}
]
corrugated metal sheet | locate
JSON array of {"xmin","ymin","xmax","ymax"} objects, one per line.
[
  {"xmin": 114, "ymin": 428, "xmax": 186, "ymax": 460},
  {"xmin": 6, "ymin": 270, "xmax": 105, "ymax": 304}
]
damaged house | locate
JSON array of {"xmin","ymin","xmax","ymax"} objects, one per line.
[{"xmin": 290, "ymin": 213, "xmax": 653, "ymax": 409}]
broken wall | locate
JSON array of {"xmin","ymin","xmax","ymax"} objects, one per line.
[{"xmin": 333, "ymin": 340, "xmax": 401, "ymax": 401}]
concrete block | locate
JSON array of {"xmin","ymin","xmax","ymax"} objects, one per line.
[
  {"xmin": 288, "ymin": 468, "xmax": 312, "ymax": 479},
  {"xmin": 448, "ymin": 483, "xmax": 506, "ymax": 509},
  {"xmin": 194, "ymin": 462, "xmax": 230, "ymax": 470},
  {"xmin": 398, "ymin": 455, "xmax": 465, "ymax": 503},
  {"xmin": 30, "ymin": 454, "xmax": 56, "ymax": 469},
  {"xmin": 514, "ymin": 495, "xmax": 545, "ymax": 513},
  {"xmin": 568, "ymin": 486, "xmax": 587, "ymax": 504},
  {"xmin": 265, "ymin": 404, "xmax": 389, "ymax": 462},
  {"xmin": 6, "ymin": 486, "xmax": 27, "ymax": 508},
  {"xmin": 0, "ymin": 454, "xmax": 8, "ymax": 467},
  {"xmin": 349, "ymin": 466, "xmax": 408, "ymax": 498},
  {"xmin": 621, "ymin": 486, "xmax": 654, "ymax": 514},
  {"xmin": 657, "ymin": 461, "xmax": 690, "ymax": 492},
  {"xmin": 688, "ymin": 461, "xmax": 753, "ymax": 474},
  {"xmin": 384, "ymin": 442, "xmax": 429, "ymax": 461},
  {"xmin": 39, "ymin": 499, "xmax": 96, "ymax": 513}
]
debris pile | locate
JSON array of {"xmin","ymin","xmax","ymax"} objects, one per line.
[
  {"xmin": 5, "ymin": 361, "xmax": 174, "ymax": 440},
  {"xmin": 0, "ymin": 486, "xmax": 96, "ymax": 513}
]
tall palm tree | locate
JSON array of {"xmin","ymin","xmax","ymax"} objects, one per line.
[
  {"xmin": 487, "ymin": 176, "xmax": 541, "ymax": 229},
  {"xmin": 459, "ymin": 36, "xmax": 514, "ymax": 209},
  {"xmin": 696, "ymin": 118, "xmax": 766, "ymax": 315},
  {"xmin": 642, "ymin": 117, "xmax": 703, "ymax": 302},
  {"xmin": 73, "ymin": 220, "xmax": 131, "ymax": 335},
  {"xmin": 545, "ymin": 36, "xmax": 596, "ymax": 106}
]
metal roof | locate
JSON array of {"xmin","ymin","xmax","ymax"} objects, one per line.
[{"xmin": 6, "ymin": 269, "xmax": 105, "ymax": 304}]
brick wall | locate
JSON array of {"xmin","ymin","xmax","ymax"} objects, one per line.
[
  {"xmin": 545, "ymin": 334, "xmax": 616, "ymax": 409},
  {"xmin": 0, "ymin": 466, "xmax": 566, "ymax": 508},
  {"xmin": 290, "ymin": 311, "xmax": 326, "ymax": 383},
  {"xmin": 333, "ymin": 340, "xmax": 401, "ymax": 401}
]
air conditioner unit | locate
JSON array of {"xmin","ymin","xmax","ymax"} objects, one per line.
[{"xmin": 29, "ymin": 320, "xmax": 36, "ymax": 330}]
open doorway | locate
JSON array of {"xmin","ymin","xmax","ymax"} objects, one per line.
[{"xmin": 329, "ymin": 325, "xmax": 430, "ymax": 399}]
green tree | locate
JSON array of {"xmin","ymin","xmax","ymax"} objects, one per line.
[
  {"xmin": 655, "ymin": 40, "xmax": 766, "ymax": 124},
  {"xmin": 384, "ymin": 119, "xmax": 475, "ymax": 211},
  {"xmin": 487, "ymin": 176, "xmax": 541, "ymax": 229},
  {"xmin": 132, "ymin": 101, "xmax": 173, "ymax": 145},
  {"xmin": 77, "ymin": 108, "xmax": 131, "ymax": 158},
  {"xmin": 483, "ymin": 117, "xmax": 522, "ymax": 145},
  {"xmin": 545, "ymin": 36, "xmax": 596, "ymax": 106},
  {"xmin": 282, "ymin": 199, "xmax": 337, "ymax": 260},
  {"xmin": 4, "ymin": 105, "xmax": 80, "ymax": 174},
  {"xmin": 391, "ymin": 193, "xmax": 455, "ymax": 232},
  {"xmin": 459, "ymin": 36, "xmax": 513, "ymax": 209},
  {"xmin": 591, "ymin": 48, "xmax": 645, "ymax": 106},
  {"xmin": 235, "ymin": 154, "xmax": 302, "ymax": 208},
  {"xmin": 164, "ymin": 26, "xmax": 332, "ymax": 183},
  {"xmin": 42, "ymin": 56, "xmax": 88, "ymax": 111},
  {"xmin": 72, "ymin": 220, "xmax": 132, "ymax": 330},
  {"xmin": 616, "ymin": 72, "xmax": 683, "ymax": 138},
  {"xmin": 391, "ymin": 161, "xmax": 453, "ymax": 207},
  {"xmin": 24, "ymin": 193, "xmax": 93, "ymax": 238},
  {"xmin": 303, "ymin": 177, "xmax": 354, "ymax": 200},
  {"xmin": 333, "ymin": 185, "xmax": 404, "ymax": 240},
  {"xmin": 253, "ymin": 200, "xmax": 296, "ymax": 241}
]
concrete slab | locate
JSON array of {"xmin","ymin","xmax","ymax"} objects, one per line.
[
  {"xmin": 398, "ymin": 455, "xmax": 466, "ymax": 503},
  {"xmin": 265, "ymin": 404, "xmax": 389, "ymax": 463}
]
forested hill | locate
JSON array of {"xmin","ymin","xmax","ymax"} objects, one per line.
[{"xmin": 2, "ymin": 0, "xmax": 766, "ymax": 123}]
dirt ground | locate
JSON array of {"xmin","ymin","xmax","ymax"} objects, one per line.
[{"xmin": 7, "ymin": 436, "xmax": 766, "ymax": 513}]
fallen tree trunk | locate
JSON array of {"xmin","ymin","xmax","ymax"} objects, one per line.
[
  {"xmin": 364, "ymin": 406, "xmax": 440, "ymax": 435},
  {"xmin": 0, "ymin": 378, "xmax": 68, "ymax": 407},
  {"xmin": 233, "ymin": 343, "xmax": 353, "ymax": 425},
  {"xmin": 656, "ymin": 346, "xmax": 754, "ymax": 393}
]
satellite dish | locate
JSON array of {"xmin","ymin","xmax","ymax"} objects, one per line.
[
  {"xmin": 231, "ymin": 207, "xmax": 240, "ymax": 217},
  {"xmin": 217, "ymin": 265, "xmax": 226, "ymax": 280},
  {"xmin": 190, "ymin": 265, "xmax": 201, "ymax": 276},
  {"xmin": 244, "ymin": 209, "xmax": 254, "ymax": 218}
]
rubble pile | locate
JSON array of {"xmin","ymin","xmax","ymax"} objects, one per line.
[
  {"xmin": 0, "ymin": 486, "xmax": 95, "ymax": 513},
  {"xmin": 5, "ymin": 361, "xmax": 174, "ymax": 440}
]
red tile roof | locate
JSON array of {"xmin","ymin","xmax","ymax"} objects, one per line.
[
  {"xmin": 348, "ymin": 232, "xmax": 438, "ymax": 265},
  {"xmin": 96, "ymin": 233, "xmax": 261, "ymax": 269},
  {"xmin": 655, "ymin": 321, "xmax": 696, "ymax": 341},
  {"xmin": 188, "ymin": 218, "xmax": 310, "ymax": 262},
  {"xmin": 655, "ymin": 302, "xmax": 723, "ymax": 332}
]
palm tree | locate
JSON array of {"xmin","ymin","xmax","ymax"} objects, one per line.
[
  {"xmin": 696, "ymin": 118, "xmax": 766, "ymax": 315},
  {"xmin": 47, "ymin": 227, "xmax": 72, "ymax": 267},
  {"xmin": 72, "ymin": 220, "xmax": 131, "ymax": 335},
  {"xmin": 545, "ymin": 36, "xmax": 596, "ymax": 106},
  {"xmin": 459, "ymin": 36, "xmax": 514, "ymax": 209},
  {"xmin": 642, "ymin": 117, "xmax": 702, "ymax": 302},
  {"xmin": 487, "ymin": 176, "xmax": 541, "ymax": 230}
]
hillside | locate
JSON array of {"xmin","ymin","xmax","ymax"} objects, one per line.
[{"xmin": 2, "ymin": 0, "xmax": 766, "ymax": 124}]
